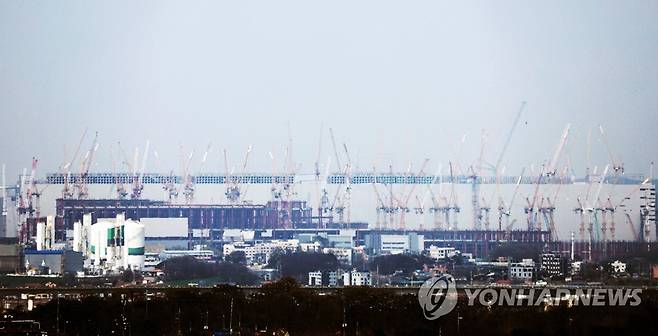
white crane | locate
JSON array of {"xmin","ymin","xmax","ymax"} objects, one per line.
[{"xmin": 75, "ymin": 132, "xmax": 99, "ymax": 199}]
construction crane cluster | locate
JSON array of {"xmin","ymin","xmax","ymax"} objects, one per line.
[{"xmin": 7, "ymin": 102, "xmax": 655, "ymax": 244}]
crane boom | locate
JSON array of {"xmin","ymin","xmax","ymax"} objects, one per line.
[
  {"xmin": 495, "ymin": 101, "xmax": 525, "ymax": 172},
  {"xmin": 547, "ymin": 124, "xmax": 571, "ymax": 176},
  {"xmin": 329, "ymin": 128, "xmax": 342, "ymax": 172}
]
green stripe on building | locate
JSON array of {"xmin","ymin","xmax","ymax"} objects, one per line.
[{"xmin": 128, "ymin": 247, "xmax": 144, "ymax": 255}]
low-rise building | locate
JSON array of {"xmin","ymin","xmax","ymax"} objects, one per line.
[
  {"xmin": 24, "ymin": 249, "xmax": 83, "ymax": 275},
  {"xmin": 309, "ymin": 271, "xmax": 323, "ymax": 286},
  {"xmin": 611, "ymin": 260, "xmax": 626, "ymax": 273},
  {"xmin": 571, "ymin": 261, "xmax": 582, "ymax": 275},
  {"xmin": 163, "ymin": 247, "xmax": 214, "ymax": 261},
  {"xmin": 343, "ymin": 270, "xmax": 372, "ymax": 286},
  {"xmin": 540, "ymin": 253, "xmax": 562, "ymax": 277},
  {"xmin": 223, "ymin": 240, "xmax": 299, "ymax": 265},
  {"xmin": 509, "ymin": 259, "xmax": 535, "ymax": 281},
  {"xmin": 308, "ymin": 270, "xmax": 339, "ymax": 286},
  {"xmin": 0, "ymin": 238, "xmax": 22, "ymax": 274},
  {"xmin": 428, "ymin": 246, "xmax": 457, "ymax": 260},
  {"xmin": 322, "ymin": 247, "xmax": 352, "ymax": 265}
]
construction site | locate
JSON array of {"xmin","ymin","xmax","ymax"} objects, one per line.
[{"xmin": 1, "ymin": 110, "xmax": 656, "ymax": 262}]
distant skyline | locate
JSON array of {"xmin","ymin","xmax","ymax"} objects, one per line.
[{"xmin": 1, "ymin": 1, "xmax": 656, "ymax": 181}]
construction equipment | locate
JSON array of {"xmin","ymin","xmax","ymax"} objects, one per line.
[
  {"xmin": 399, "ymin": 158, "xmax": 429, "ymax": 230},
  {"xmin": 109, "ymin": 145, "xmax": 128, "ymax": 199},
  {"xmin": 545, "ymin": 124, "xmax": 571, "ymax": 178},
  {"xmin": 61, "ymin": 129, "xmax": 87, "ymax": 199},
  {"xmin": 503, "ymin": 170, "xmax": 525, "ymax": 240},
  {"xmin": 447, "ymin": 162, "xmax": 460, "ymax": 230},
  {"xmin": 317, "ymin": 156, "xmax": 332, "ymax": 228},
  {"xmin": 224, "ymin": 147, "xmax": 247, "ymax": 203},
  {"xmin": 1, "ymin": 164, "xmax": 6, "ymax": 217},
  {"xmin": 472, "ymin": 130, "xmax": 487, "ymax": 229},
  {"xmin": 586, "ymin": 165, "xmax": 610, "ymax": 244},
  {"xmin": 599, "ymin": 125, "xmax": 624, "ymax": 176},
  {"xmin": 75, "ymin": 132, "xmax": 99, "ymax": 199},
  {"xmin": 153, "ymin": 150, "xmax": 178, "ymax": 203},
  {"xmin": 372, "ymin": 169, "xmax": 387, "ymax": 230},
  {"xmin": 425, "ymin": 165, "xmax": 444, "ymax": 230},
  {"xmin": 524, "ymin": 165, "xmax": 545, "ymax": 231},
  {"xmin": 494, "ymin": 101, "xmax": 526, "ymax": 173},
  {"xmin": 130, "ymin": 140, "xmax": 150, "ymax": 200},
  {"xmin": 181, "ymin": 147, "xmax": 195, "ymax": 204}
]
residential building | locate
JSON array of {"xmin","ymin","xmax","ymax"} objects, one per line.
[
  {"xmin": 509, "ymin": 259, "xmax": 535, "ymax": 281},
  {"xmin": 611, "ymin": 260, "xmax": 627, "ymax": 273},
  {"xmin": 322, "ymin": 247, "xmax": 352, "ymax": 265},
  {"xmin": 308, "ymin": 271, "xmax": 323, "ymax": 286},
  {"xmin": 308, "ymin": 270, "xmax": 339, "ymax": 286},
  {"xmin": 571, "ymin": 261, "xmax": 582, "ymax": 275},
  {"xmin": 428, "ymin": 246, "xmax": 457, "ymax": 260},
  {"xmin": 343, "ymin": 270, "xmax": 372, "ymax": 286},
  {"xmin": 540, "ymin": 253, "xmax": 562, "ymax": 277}
]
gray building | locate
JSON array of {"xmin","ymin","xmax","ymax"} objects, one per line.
[
  {"xmin": 24, "ymin": 250, "xmax": 83, "ymax": 275},
  {"xmin": 0, "ymin": 238, "xmax": 22, "ymax": 273}
]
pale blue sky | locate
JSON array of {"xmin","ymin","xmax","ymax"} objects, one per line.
[{"xmin": 1, "ymin": 1, "xmax": 656, "ymax": 179}]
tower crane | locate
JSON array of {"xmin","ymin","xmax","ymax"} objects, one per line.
[
  {"xmin": 268, "ymin": 150, "xmax": 282, "ymax": 202},
  {"xmin": 599, "ymin": 125, "xmax": 624, "ymax": 176},
  {"xmin": 624, "ymin": 212, "xmax": 639, "ymax": 241},
  {"xmin": 75, "ymin": 132, "xmax": 99, "ymax": 199},
  {"xmin": 316, "ymin": 156, "xmax": 331, "ymax": 229},
  {"xmin": 575, "ymin": 197, "xmax": 586, "ymax": 241},
  {"xmin": 399, "ymin": 158, "xmax": 429, "ymax": 231},
  {"xmin": 545, "ymin": 124, "xmax": 571, "ymax": 178},
  {"xmin": 109, "ymin": 145, "xmax": 128, "ymax": 199},
  {"xmin": 340, "ymin": 143, "xmax": 355, "ymax": 226},
  {"xmin": 524, "ymin": 165, "xmax": 545, "ymax": 231},
  {"xmin": 152, "ymin": 150, "xmax": 178, "ymax": 203},
  {"xmin": 586, "ymin": 165, "xmax": 609, "ymax": 243},
  {"xmin": 494, "ymin": 102, "xmax": 526, "ymax": 173},
  {"xmin": 313, "ymin": 124, "xmax": 324, "ymax": 223},
  {"xmin": 503, "ymin": 170, "xmax": 524, "ymax": 240},
  {"xmin": 1, "ymin": 164, "xmax": 6, "ymax": 218},
  {"xmin": 447, "ymin": 162, "xmax": 460, "ymax": 230},
  {"xmin": 372, "ymin": 170, "xmax": 388, "ymax": 230},
  {"xmin": 425, "ymin": 165, "xmax": 444, "ymax": 230},
  {"xmin": 224, "ymin": 145, "xmax": 251, "ymax": 204},
  {"xmin": 61, "ymin": 129, "xmax": 87, "ymax": 199},
  {"xmin": 129, "ymin": 140, "xmax": 150, "ymax": 200},
  {"xmin": 180, "ymin": 147, "xmax": 195, "ymax": 204},
  {"xmin": 608, "ymin": 178, "xmax": 651, "ymax": 241},
  {"xmin": 469, "ymin": 130, "xmax": 486, "ymax": 230}
]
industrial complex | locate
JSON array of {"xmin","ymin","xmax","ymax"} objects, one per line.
[{"xmin": 0, "ymin": 121, "xmax": 654, "ymax": 280}]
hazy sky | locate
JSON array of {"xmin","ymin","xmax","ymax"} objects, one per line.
[{"xmin": 1, "ymin": 1, "xmax": 656, "ymax": 180}]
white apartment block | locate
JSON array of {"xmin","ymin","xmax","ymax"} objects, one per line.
[
  {"xmin": 509, "ymin": 259, "xmax": 535, "ymax": 280},
  {"xmin": 611, "ymin": 260, "xmax": 627, "ymax": 273},
  {"xmin": 322, "ymin": 247, "xmax": 352, "ymax": 265},
  {"xmin": 428, "ymin": 246, "xmax": 457, "ymax": 260},
  {"xmin": 343, "ymin": 270, "xmax": 372, "ymax": 286},
  {"xmin": 223, "ymin": 239, "xmax": 299, "ymax": 265}
]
